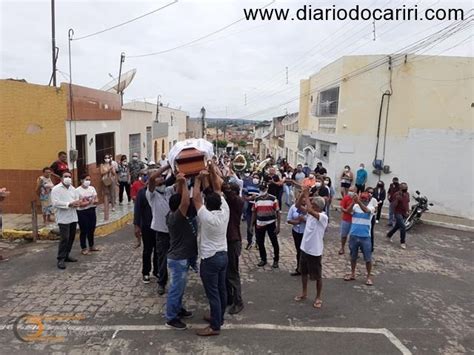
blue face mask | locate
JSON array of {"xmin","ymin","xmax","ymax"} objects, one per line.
[{"xmin": 142, "ymin": 175, "xmax": 148, "ymax": 183}]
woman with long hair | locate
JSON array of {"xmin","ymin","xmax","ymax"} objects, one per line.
[{"xmin": 76, "ymin": 174, "xmax": 100, "ymax": 255}]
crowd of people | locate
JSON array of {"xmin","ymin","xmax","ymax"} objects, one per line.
[{"xmin": 1, "ymin": 149, "xmax": 413, "ymax": 336}]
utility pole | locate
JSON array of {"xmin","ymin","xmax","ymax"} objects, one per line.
[
  {"xmin": 200, "ymin": 106, "xmax": 206, "ymax": 139},
  {"xmin": 155, "ymin": 94, "xmax": 161, "ymax": 122},
  {"xmin": 51, "ymin": 0, "xmax": 57, "ymax": 86},
  {"xmin": 117, "ymin": 52, "xmax": 125, "ymax": 105}
]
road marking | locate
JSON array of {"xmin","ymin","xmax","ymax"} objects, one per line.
[{"xmin": 1, "ymin": 323, "xmax": 411, "ymax": 354}]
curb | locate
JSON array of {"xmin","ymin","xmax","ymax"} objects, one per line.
[{"xmin": 1, "ymin": 212, "xmax": 133, "ymax": 241}]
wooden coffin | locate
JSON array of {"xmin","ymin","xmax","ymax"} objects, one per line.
[{"xmin": 175, "ymin": 148, "xmax": 206, "ymax": 176}]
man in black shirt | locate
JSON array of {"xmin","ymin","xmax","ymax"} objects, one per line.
[
  {"xmin": 314, "ymin": 162, "xmax": 327, "ymax": 176},
  {"xmin": 310, "ymin": 176, "xmax": 330, "ymax": 205},
  {"xmin": 133, "ymin": 185, "xmax": 157, "ymax": 284},
  {"xmin": 164, "ymin": 173, "xmax": 198, "ymax": 330}
]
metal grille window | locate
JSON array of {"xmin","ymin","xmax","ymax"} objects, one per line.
[
  {"xmin": 129, "ymin": 133, "xmax": 141, "ymax": 159},
  {"xmin": 95, "ymin": 132, "xmax": 115, "ymax": 167},
  {"xmin": 315, "ymin": 87, "xmax": 339, "ymax": 117}
]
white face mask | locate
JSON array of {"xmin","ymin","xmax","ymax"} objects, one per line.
[
  {"xmin": 83, "ymin": 180, "xmax": 91, "ymax": 187},
  {"xmin": 324, "ymin": 180, "xmax": 329, "ymax": 185},
  {"xmin": 252, "ymin": 178, "xmax": 260, "ymax": 185},
  {"xmin": 309, "ymin": 174, "xmax": 315, "ymax": 179},
  {"xmin": 105, "ymin": 158, "xmax": 111, "ymax": 163},
  {"xmin": 63, "ymin": 177, "xmax": 72, "ymax": 186},
  {"xmin": 157, "ymin": 185, "xmax": 166, "ymax": 193},
  {"xmin": 345, "ymin": 168, "xmax": 349, "ymax": 172},
  {"xmin": 244, "ymin": 173, "xmax": 250, "ymax": 177},
  {"xmin": 132, "ymin": 156, "xmax": 138, "ymax": 161},
  {"xmin": 258, "ymin": 190, "xmax": 266, "ymax": 196},
  {"xmin": 359, "ymin": 166, "xmax": 364, "ymax": 169},
  {"xmin": 315, "ymin": 182, "xmax": 322, "ymax": 188},
  {"xmin": 348, "ymin": 191, "xmax": 355, "ymax": 197}
]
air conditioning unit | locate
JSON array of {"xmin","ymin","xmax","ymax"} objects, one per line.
[
  {"xmin": 372, "ymin": 159, "xmax": 384, "ymax": 170},
  {"xmin": 69, "ymin": 149, "xmax": 78, "ymax": 162}
]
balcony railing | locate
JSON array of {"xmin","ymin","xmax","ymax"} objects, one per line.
[{"xmin": 318, "ymin": 117, "xmax": 336, "ymax": 134}]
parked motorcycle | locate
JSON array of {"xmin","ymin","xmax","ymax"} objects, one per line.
[{"xmin": 405, "ymin": 190, "xmax": 433, "ymax": 231}]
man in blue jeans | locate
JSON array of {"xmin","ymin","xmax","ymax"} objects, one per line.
[
  {"xmin": 164, "ymin": 173, "xmax": 197, "ymax": 330},
  {"xmin": 242, "ymin": 172, "xmax": 260, "ymax": 250},
  {"xmin": 386, "ymin": 182, "xmax": 410, "ymax": 249},
  {"xmin": 343, "ymin": 192, "xmax": 375, "ymax": 286},
  {"xmin": 193, "ymin": 164, "xmax": 230, "ymax": 337}
]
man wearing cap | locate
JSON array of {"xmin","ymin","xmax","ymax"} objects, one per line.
[
  {"xmin": 252, "ymin": 182, "xmax": 281, "ymax": 268},
  {"xmin": 129, "ymin": 153, "xmax": 145, "ymax": 184}
]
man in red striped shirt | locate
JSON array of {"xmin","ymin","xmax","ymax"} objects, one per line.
[{"xmin": 251, "ymin": 182, "xmax": 281, "ymax": 268}]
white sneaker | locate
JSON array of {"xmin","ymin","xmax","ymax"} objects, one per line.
[
  {"xmin": 401, "ymin": 243, "xmax": 406, "ymax": 249},
  {"xmin": 375, "ymin": 220, "xmax": 379, "ymax": 224}
]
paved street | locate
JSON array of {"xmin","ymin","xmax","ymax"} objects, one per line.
[{"xmin": 0, "ymin": 211, "xmax": 473, "ymax": 354}]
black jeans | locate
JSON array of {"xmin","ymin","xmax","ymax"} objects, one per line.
[
  {"xmin": 156, "ymin": 232, "xmax": 170, "ymax": 287},
  {"xmin": 387, "ymin": 214, "xmax": 406, "ymax": 244},
  {"xmin": 119, "ymin": 181, "xmax": 131, "ymax": 203},
  {"xmin": 255, "ymin": 222, "xmax": 279, "ymax": 262},
  {"xmin": 370, "ymin": 215, "xmax": 375, "ymax": 252},
  {"xmin": 226, "ymin": 240, "xmax": 243, "ymax": 307},
  {"xmin": 200, "ymin": 251, "xmax": 228, "ymax": 331},
  {"xmin": 245, "ymin": 208, "xmax": 253, "ymax": 244},
  {"xmin": 356, "ymin": 184, "xmax": 366, "ymax": 194},
  {"xmin": 77, "ymin": 208, "xmax": 96, "ymax": 249},
  {"xmin": 292, "ymin": 230, "xmax": 303, "ymax": 272},
  {"xmin": 57, "ymin": 222, "xmax": 77, "ymax": 261},
  {"xmin": 376, "ymin": 201, "xmax": 383, "ymax": 221},
  {"xmin": 142, "ymin": 227, "xmax": 158, "ymax": 276}
]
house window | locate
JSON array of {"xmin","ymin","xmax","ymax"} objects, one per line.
[
  {"xmin": 129, "ymin": 133, "xmax": 141, "ymax": 159},
  {"xmin": 320, "ymin": 143, "xmax": 330, "ymax": 162},
  {"xmin": 315, "ymin": 87, "xmax": 339, "ymax": 117},
  {"xmin": 95, "ymin": 132, "xmax": 115, "ymax": 167}
]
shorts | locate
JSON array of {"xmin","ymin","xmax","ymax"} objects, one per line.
[
  {"xmin": 341, "ymin": 182, "xmax": 351, "ymax": 188},
  {"xmin": 340, "ymin": 220, "xmax": 351, "ymax": 238},
  {"xmin": 349, "ymin": 236, "xmax": 372, "ymax": 263},
  {"xmin": 299, "ymin": 251, "xmax": 322, "ymax": 281}
]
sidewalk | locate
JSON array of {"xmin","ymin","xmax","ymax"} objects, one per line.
[
  {"xmin": 332, "ymin": 202, "xmax": 474, "ymax": 233},
  {"xmin": 1, "ymin": 203, "xmax": 134, "ymax": 240}
]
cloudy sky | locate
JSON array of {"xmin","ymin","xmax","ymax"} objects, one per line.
[{"xmin": 1, "ymin": 0, "xmax": 472, "ymax": 120}]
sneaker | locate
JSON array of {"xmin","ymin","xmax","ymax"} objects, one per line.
[
  {"xmin": 386, "ymin": 234, "xmax": 393, "ymax": 243},
  {"xmin": 272, "ymin": 261, "xmax": 279, "ymax": 269},
  {"xmin": 157, "ymin": 284, "xmax": 166, "ymax": 295},
  {"xmin": 375, "ymin": 220, "xmax": 379, "ymax": 224},
  {"xmin": 228, "ymin": 303, "xmax": 244, "ymax": 315},
  {"xmin": 401, "ymin": 243, "xmax": 407, "ymax": 249},
  {"xmin": 196, "ymin": 326, "xmax": 220, "ymax": 336},
  {"xmin": 65, "ymin": 257, "xmax": 78, "ymax": 262},
  {"xmin": 257, "ymin": 260, "xmax": 267, "ymax": 267},
  {"xmin": 290, "ymin": 270, "xmax": 301, "ymax": 276},
  {"xmin": 57, "ymin": 260, "xmax": 66, "ymax": 269},
  {"xmin": 178, "ymin": 308, "xmax": 193, "ymax": 319},
  {"xmin": 142, "ymin": 275, "xmax": 150, "ymax": 284},
  {"xmin": 165, "ymin": 318, "xmax": 187, "ymax": 330},
  {"xmin": 245, "ymin": 241, "xmax": 254, "ymax": 250}
]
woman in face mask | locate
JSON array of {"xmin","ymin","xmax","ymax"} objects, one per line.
[
  {"xmin": 117, "ymin": 155, "xmax": 131, "ymax": 205},
  {"xmin": 76, "ymin": 174, "xmax": 99, "ymax": 255},
  {"xmin": 100, "ymin": 154, "xmax": 117, "ymax": 212},
  {"xmin": 324, "ymin": 177, "xmax": 336, "ymax": 220},
  {"xmin": 372, "ymin": 181, "xmax": 386, "ymax": 224},
  {"xmin": 340, "ymin": 165, "xmax": 354, "ymax": 198},
  {"xmin": 36, "ymin": 167, "xmax": 55, "ymax": 224}
]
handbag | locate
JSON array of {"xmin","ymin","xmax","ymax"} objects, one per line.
[{"xmin": 102, "ymin": 175, "xmax": 113, "ymax": 186}]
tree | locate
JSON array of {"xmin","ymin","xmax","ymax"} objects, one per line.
[
  {"xmin": 212, "ymin": 140, "xmax": 228, "ymax": 148},
  {"xmin": 238, "ymin": 140, "xmax": 247, "ymax": 147}
]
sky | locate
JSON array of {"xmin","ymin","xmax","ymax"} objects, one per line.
[{"xmin": 1, "ymin": 0, "xmax": 472, "ymax": 120}]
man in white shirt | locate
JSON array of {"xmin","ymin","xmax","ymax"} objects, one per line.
[
  {"xmin": 146, "ymin": 164, "xmax": 174, "ymax": 295},
  {"xmin": 193, "ymin": 164, "xmax": 229, "ymax": 337},
  {"xmin": 51, "ymin": 171, "xmax": 85, "ymax": 269},
  {"xmin": 294, "ymin": 187, "xmax": 328, "ymax": 310}
]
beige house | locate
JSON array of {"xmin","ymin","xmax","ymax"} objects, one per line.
[{"xmin": 298, "ymin": 54, "xmax": 473, "ymax": 219}]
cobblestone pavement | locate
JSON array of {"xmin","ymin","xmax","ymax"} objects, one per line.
[{"xmin": 0, "ymin": 210, "xmax": 472, "ymax": 354}]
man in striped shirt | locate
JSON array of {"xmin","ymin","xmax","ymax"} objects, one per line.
[
  {"xmin": 252, "ymin": 182, "xmax": 281, "ymax": 268},
  {"xmin": 343, "ymin": 192, "xmax": 375, "ymax": 286}
]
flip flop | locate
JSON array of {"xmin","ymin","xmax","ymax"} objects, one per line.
[
  {"xmin": 344, "ymin": 274, "xmax": 356, "ymax": 281},
  {"xmin": 313, "ymin": 299, "xmax": 323, "ymax": 309},
  {"xmin": 294, "ymin": 295, "xmax": 307, "ymax": 302},
  {"xmin": 366, "ymin": 279, "xmax": 374, "ymax": 286}
]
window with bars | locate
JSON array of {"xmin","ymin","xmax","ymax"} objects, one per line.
[
  {"xmin": 95, "ymin": 132, "xmax": 115, "ymax": 167},
  {"xmin": 129, "ymin": 133, "xmax": 141, "ymax": 159},
  {"xmin": 313, "ymin": 87, "xmax": 339, "ymax": 117}
]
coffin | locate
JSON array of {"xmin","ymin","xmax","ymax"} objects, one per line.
[{"xmin": 175, "ymin": 148, "xmax": 206, "ymax": 176}]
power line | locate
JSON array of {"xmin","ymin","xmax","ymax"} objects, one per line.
[
  {"xmin": 128, "ymin": 0, "xmax": 275, "ymax": 58},
  {"xmin": 73, "ymin": 0, "xmax": 178, "ymax": 41}
]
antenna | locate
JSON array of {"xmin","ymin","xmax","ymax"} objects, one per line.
[{"xmin": 100, "ymin": 68, "xmax": 137, "ymax": 95}]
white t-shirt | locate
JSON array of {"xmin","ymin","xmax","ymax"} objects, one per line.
[
  {"xmin": 197, "ymin": 196, "xmax": 230, "ymax": 259},
  {"xmin": 146, "ymin": 186, "xmax": 174, "ymax": 233},
  {"xmin": 75, "ymin": 186, "xmax": 97, "ymax": 211},
  {"xmin": 300, "ymin": 212, "xmax": 329, "ymax": 257},
  {"xmin": 51, "ymin": 184, "xmax": 79, "ymax": 224},
  {"xmin": 368, "ymin": 197, "xmax": 378, "ymax": 217}
]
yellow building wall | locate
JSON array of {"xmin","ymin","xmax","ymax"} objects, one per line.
[{"xmin": 0, "ymin": 80, "xmax": 68, "ymax": 170}]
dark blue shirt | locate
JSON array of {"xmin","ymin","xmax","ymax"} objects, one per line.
[{"xmin": 134, "ymin": 187, "xmax": 153, "ymax": 232}]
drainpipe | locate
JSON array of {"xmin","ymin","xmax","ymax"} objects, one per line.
[{"xmin": 374, "ymin": 90, "xmax": 391, "ymax": 170}]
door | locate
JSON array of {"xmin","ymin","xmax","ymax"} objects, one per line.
[
  {"xmin": 75, "ymin": 135, "xmax": 87, "ymax": 178},
  {"xmin": 146, "ymin": 127, "xmax": 152, "ymax": 160}
]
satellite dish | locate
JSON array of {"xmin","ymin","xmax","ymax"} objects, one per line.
[{"xmin": 100, "ymin": 68, "xmax": 137, "ymax": 93}]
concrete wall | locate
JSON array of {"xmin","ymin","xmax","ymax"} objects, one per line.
[
  {"xmin": 121, "ymin": 108, "xmax": 153, "ymax": 161},
  {"xmin": 297, "ymin": 55, "xmax": 474, "ymax": 219},
  {"xmin": 284, "ymin": 130, "xmax": 299, "ymax": 167},
  {"xmin": 0, "ymin": 80, "xmax": 68, "ymax": 213}
]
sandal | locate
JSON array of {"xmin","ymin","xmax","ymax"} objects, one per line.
[
  {"xmin": 344, "ymin": 274, "xmax": 356, "ymax": 281},
  {"xmin": 365, "ymin": 279, "xmax": 374, "ymax": 286},
  {"xmin": 81, "ymin": 249, "xmax": 89, "ymax": 255},
  {"xmin": 89, "ymin": 247, "xmax": 101, "ymax": 252},
  {"xmin": 338, "ymin": 249, "xmax": 344, "ymax": 255},
  {"xmin": 313, "ymin": 299, "xmax": 323, "ymax": 309},
  {"xmin": 294, "ymin": 295, "xmax": 307, "ymax": 302}
]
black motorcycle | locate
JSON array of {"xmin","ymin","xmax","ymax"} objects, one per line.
[{"xmin": 405, "ymin": 190, "xmax": 433, "ymax": 231}]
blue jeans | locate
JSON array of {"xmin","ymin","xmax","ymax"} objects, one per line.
[
  {"xmin": 387, "ymin": 214, "xmax": 406, "ymax": 244},
  {"xmin": 388, "ymin": 204, "xmax": 395, "ymax": 225},
  {"xmin": 200, "ymin": 251, "xmax": 228, "ymax": 331},
  {"xmin": 349, "ymin": 236, "xmax": 372, "ymax": 262},
  {"xmin": 166, "ymin": 258, "xmax": 191, "ymax": 321}
]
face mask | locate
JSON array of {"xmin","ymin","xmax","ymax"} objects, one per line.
[
  {"xmin": 309, "ymin": 174, "xmax": 315, "ymax": 179},
  {"xmin": 348, "ymin": 191, "xmax": 355, "ymax": 197},
  {"xmin": 142, "ymin": 175, "xmax": 148, "ymax": 182},
  {"xmin": 324, "ymin": 180, "xmax": 329, "ymax": 185},
  {"xmin": 157, "ymin": 185, "xmax": 166, "ymax": 193},
  {"xmin": 83, "ymin": 180, "xmax": 91, "ymax": 187},
  {"xmin": 345, "ymin": 168, "xmax": 349, "ymax": 172},
  {"xmin": 315, "ymin": 182, "xmax": 322, "ymax": 188},
  {"xmin": 258, "ymin": 190, "xmax": 267, "ymax": 196},
  {"xmin": 359, "ymin": 166, "xmax": 364, "ymax": 169},
  {"xmin": 253, "ymin": 178, "xmax": 260, "ymax": 185},
  {"xmin": 132, "ymin": 157, "xmax": 138, "ymax": 161},
  {"xmin": 244, "ymin": 173, "xmax": 250, "ymax": 177},
  {"xmin": 63, "ymin": 177, "xmax": 72, "ymax": 186},
  {"xmin": 105, "ymin": 158, "xmax": 111, "ymax": 163}
]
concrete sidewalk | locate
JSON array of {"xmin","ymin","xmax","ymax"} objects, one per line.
[{"xmin": 1, "ymin": 203, "xmax": 134, "ymax": 240}]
